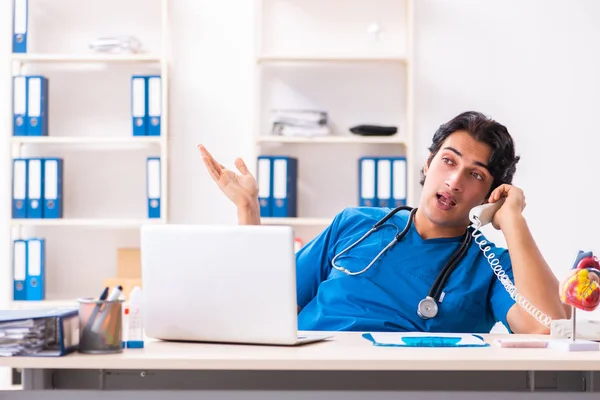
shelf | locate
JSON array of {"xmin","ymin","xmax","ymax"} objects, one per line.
[
  {"xmin": 10, "ymin": 299, "xmax": 78, "ymax": 310},
  {"xmin": 256, "ymin": 136, "xmax": 406, "ymax": 145},
  {"xmin": 10, "ymin": 53, "xmax": 162, "ymax": 63},
  {"xmin": 10, "ymin": 219, "xmax": 164, "ymax": 228},
  {"xmin": 11, "ymin": 136, "xmax": 163, "ymax": 146},
  {"xmin": 261, "ymin": 217, "xmax": 332, "ymax": 226},
  {"xmin": 257, "ymin": 55, "xmax": 407, "ymax": 64}
]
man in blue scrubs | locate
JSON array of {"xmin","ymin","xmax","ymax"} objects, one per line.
[{"xmin": 198, "ymin": 111, "xmax": 569, "ymax": 334}]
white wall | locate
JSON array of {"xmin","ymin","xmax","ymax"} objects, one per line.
[
  {"xmin": 1, "ymin": 0, "xmax": 600, "ymax": 317},
  {"xmin": 168, "ymin": 0, "xmax": 255, "ymax": 226},
  {"xmin": 413, "ymin": 0, "xmax": 600, "ymax": 293}
]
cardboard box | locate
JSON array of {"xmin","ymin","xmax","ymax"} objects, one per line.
[
  {"xmin": 102, "ymin": 277, "xmax": 142, "ymax": 301},
  {"xmin": 102, "ymin": 248, "xmax": 142, "ymax": 300},
  {"xmin": 117, "ymin": 248, "xmax": 141, "ymax": 279}
]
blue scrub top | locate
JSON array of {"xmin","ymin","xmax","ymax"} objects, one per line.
[{"xmin": 296, "ymin": 207, "xmax": 516, "ymax": 333}]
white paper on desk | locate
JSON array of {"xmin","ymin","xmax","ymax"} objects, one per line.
[{"xmin": 365, "ymin": 332, "xmax": 489, "ymax": 347}]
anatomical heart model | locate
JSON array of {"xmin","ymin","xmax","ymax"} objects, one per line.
[{"xmin": 560, "ymin": 251, "xmax": 600, "ymax": 312}]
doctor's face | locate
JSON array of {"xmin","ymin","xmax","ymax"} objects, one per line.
[{"xmin": 420, "ymin": 130, "xmax": 494, "ymax": 228}]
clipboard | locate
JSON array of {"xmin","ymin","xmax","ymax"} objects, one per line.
[{"xmin": 362, "ymin": 332, "xmax": 490, "ymax": 348}]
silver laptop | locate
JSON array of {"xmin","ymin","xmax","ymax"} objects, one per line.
[{"xmin": 140, "ymin": 224, "xmax": 331, "ymax": 346}]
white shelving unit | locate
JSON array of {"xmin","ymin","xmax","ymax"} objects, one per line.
[
  {"xmin": 11, "ymin": 298, "xmax": 79, "ymax": 310},
  {"xmin": 2, "ymin": 0, "xmax": 170, "ymax": 390},
  {"xmin": 256, "ymin": 55, "xmax": 408, "ymax": 64},
  {"xmin": 262, "ymin": 217, "xmax": 332, "ymax": 227},
  {"xmin": 10, "ymin": 136, "xmax": 162, "ymax": 145},
  {"xmin": 10, "ymin": 53, "xmax": 163, "ymax": 63},
  {"xmin": 4, "ymin": 4, "xmax": 170, "ymax": 294},
  {"xmin": 256, "ymin": 136, "xmax": 408, "ymax": 145},
  {"xmin": 9, "ymin": 218, "xmax": 163, "ymax": 228},
  {"xmin": 252, "ymin": 0, "xmax": 415, "ymax": 243}
]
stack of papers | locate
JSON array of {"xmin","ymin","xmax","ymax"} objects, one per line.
[
  {"xmin": 363, "ymin": 332, "xmax": 490, "ymax": 347},
  {"xmin": 0, "ymin": 318, "xmax": 48, "ymax": 356},
  {"xmin": 88, "ymin": 36, "xmax": 143, "ymax": 54},
  {"xmin": 270, "ymin": 109, "xmax": 331, "ymax": 137}
]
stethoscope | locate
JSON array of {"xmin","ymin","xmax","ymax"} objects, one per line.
[{"xmin": 331, "ymin": 206, "xmax": 472, "ymax": 320}]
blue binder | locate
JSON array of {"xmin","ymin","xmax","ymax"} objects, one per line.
[
  {"xmin": 147, "ymin": 75, "xmax": 161, "ymax": 136},
  {"xmin": 391, "ymin": 157, "xmax": 407, "ymax": 207},
  {"xmin": 26, "ymin": 76, "xmax": 49, "ymax": 136},
  {"xmin": 146, "ymin": 157, "xmax": 161, "ymax": 218},
  {"xmin": 27, "ymin": 158, "xmax": 44, "ymax": 219},
  {"xmin": 12, "ymin": 158, "xmax": 28, "ymax": 218},
  {"xmin": 257, "ymin": 156, "xmax": 272, "ymax": 217},
  {"xmin": 271, "ymin": 156, "xmax": 298, "ymax": 218},
  {"xmin": 131, "ymin": 75, "xmax": 148, "ymax": 136},
  {"xmin": 359, "ymin": 157, "xmax": 377, "ymax": 207},
  {"xmin": 12, "ymin": 0, "xmax": 28, "ymax": 53},
  {"xmin": 377, "ymin": 158, "xmax": 392, "ymax": 208},
  {"xmin": 12, "ymin": 75, "xmax": 27, "ymax": 136},
  {"xmin": 43, "ymin": 158, "xmax": 63, "ymax": 219},
  {"xmin": 13, "ymin": 239, "xmax": 27, "ymax": 301},
  {"xmin": 26, "ymin": 238, "xmax": 45, "ymax": 301},
  {"xmin": 0, "ymin": 308, "xmax": 79, "ymax": 356}
]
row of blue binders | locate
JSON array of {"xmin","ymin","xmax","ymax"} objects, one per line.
[
  {"xmin": 12, "ymin": 238, "xmax": 45, "ymax": 301},
  {"xmin": 12, "ymin": 157, "xmax": 161, "ymax": 219},
  {"xmin": 12, "ymin": 158, "xmax": 63, "ymax": 219},
  {"xmin": 257, "ymin": 156, "xmax": 298, "ymax": 218},
  {"xmin": 359, "ymin": 157, "xmax": 407, "ymax": 207},
  {"xmin": 12, "ymin": 75, "xmax": 162, "ymax": 137},
  {"xmin": 132, "ymin": 75, "xmax": 162, "ymax": 136},
  {"xmin": 256, "ymin": 156, "xmax": 408, "ymax": 217},
  {"xmin": 12, "ymin": 75, "xmax": 49, "ymax": 136}
]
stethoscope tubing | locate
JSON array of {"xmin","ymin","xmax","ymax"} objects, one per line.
[{"xmin": 330, "ymin": 206, "xmax": 471, "ymax": 320}]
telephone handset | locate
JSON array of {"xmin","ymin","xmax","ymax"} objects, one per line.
[
  {"xmin": 469, "ymin": 198, "xmax": 505, "ymax": 228},
  {"xmin": 468, "ymin": 198, "xmax": 554, "ymax": 329}
]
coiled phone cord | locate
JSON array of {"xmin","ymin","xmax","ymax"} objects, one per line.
[{"xmin": 471, "ymin": 226, "xmax": 554, "ymax": 329}]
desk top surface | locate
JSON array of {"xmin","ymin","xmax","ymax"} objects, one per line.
[{"xmin": 1, "ymin": 333, "xmax": 600, "ymax": 371}]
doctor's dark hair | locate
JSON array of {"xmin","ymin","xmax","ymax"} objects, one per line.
[{"xmin": 419, "ymin": 111, "xmax": 520, "ymax": 194}]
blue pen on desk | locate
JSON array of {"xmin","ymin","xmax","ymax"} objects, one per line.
[{"xmin": 91, "ymin": 285, "xmax": 123, "ymax": 333}]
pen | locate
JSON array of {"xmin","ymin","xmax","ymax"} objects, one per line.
[
  {"xmin": 106, "ymin": 286, "xmax": 123, "ymax": 302},
  {"xmin": 91, "ymin": 286, "xmax": 123, "ymax": 333}
]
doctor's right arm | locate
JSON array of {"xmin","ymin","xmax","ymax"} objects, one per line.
[
  {"xmin": 199, "ymin": 144, "xmax": 343, "ymax": 311},
  {"xmin": 198, "ymin": 145, "xmax": 261, "ymax": 225}
]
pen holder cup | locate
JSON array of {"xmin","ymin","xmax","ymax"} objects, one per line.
[{"xmin": 78, "ymin": 298, "xmax": 124, "ymax": 354}]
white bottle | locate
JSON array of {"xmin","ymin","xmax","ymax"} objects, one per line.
[
  {"xmin": 120, "ymin": 293, "xmax": 128, "ymax": 349},
  {"xmin": 127, "ymin": 286, "xmax": 144, "ymax": 349}
]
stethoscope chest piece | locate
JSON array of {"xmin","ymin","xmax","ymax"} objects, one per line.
[{"xmin": 417, "ymin": 296, "xmax": 438, "ymax": 319}]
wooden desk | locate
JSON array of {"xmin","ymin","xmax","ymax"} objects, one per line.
[{"xmin": 1, "ymin": 333, "xmax": 600, "ymax": 399}]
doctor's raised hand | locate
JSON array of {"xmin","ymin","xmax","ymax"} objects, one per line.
[{"xmin": 198, "ymin": 145, "xmax": 261, "ymax": 225}]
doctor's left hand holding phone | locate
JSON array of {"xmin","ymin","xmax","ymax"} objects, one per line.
[{"xmin": 198, "ymin": 145, "xmax": 262, "ymax": 225}]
